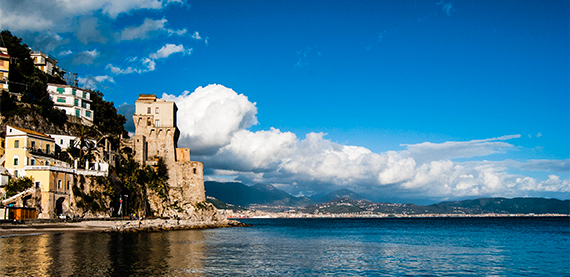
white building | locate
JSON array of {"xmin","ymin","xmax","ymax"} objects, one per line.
[
  {"xmin": 31, "ymin": 51, "xmax": 64, "ymax": 77},
  {"xmin": 47, "ymin": 83, "xmax": 94, "ymax": 125}
]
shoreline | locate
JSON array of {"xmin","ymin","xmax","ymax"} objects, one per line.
[{"xmin": 0, "ymin": 218, "xmax": 250, "ymax": 237}]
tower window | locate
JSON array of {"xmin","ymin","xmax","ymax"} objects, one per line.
[
  {"xmin": 147, "ymin": 107, "xmax": 152, "ymax": 114},
  {"xmin": 14, "ymin": 140, "xmax": 19, "ymax": 148},
  {"xmin": 155, "ymin": 107, "xmax": 159, "ymax": 114}
]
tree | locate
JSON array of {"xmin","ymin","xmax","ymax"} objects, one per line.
[
  {"xmin": 90, "ymin": 90, "xmax": 127, "ymax": 137},
  {"xmin": 5, "ymin": 176, "xmax": 33, "ymax": 198}
]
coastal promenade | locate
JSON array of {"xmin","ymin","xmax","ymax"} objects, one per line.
[{"xmin": 0, "ymin": 218, "xmax": 248, "ymax": 237}]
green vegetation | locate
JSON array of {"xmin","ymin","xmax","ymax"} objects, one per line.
[
  {"xmin": 5, "ymin": 176, "xmax": 33, "ymax": 198},
  {"xmin": 90, "ymin": 90, "xmax": 127, "ymax": 137}
]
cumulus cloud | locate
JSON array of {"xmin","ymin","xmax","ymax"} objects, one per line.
[
  {"xmin": 72, "ymin": 49, "xmax": 100, "ymax": 65},
  {"xmin": 159, "ymin": 84, "xmax": 569, "ymax": 202},
  {"xmin": 149, "ymin": 44, "xmax": 191, "ymax": 59},
  {"xmin": 162, "ymin": 84, "xmax": 258, "ymax": 155}
]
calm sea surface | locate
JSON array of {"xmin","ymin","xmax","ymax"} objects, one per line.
[{"xmin": 0, "ymin": 217, "xmax": 568, "ymax": 276}]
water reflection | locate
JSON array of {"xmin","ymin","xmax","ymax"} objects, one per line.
[{"xmin": 0, "ymin": 230, "xmax": 206, "ymax": 276}]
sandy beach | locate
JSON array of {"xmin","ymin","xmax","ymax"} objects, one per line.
[{"xmin": 0, "ymin": 218, "xmax": 249, "ymax": 237}]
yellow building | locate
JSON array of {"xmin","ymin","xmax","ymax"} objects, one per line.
[
  {"xmin": 0, "ymin": 47, "xmax": 9, "ymax": 91},
  {"xmin": 3, "ymin": 125, "xmax": 74, "ymax": 218}
]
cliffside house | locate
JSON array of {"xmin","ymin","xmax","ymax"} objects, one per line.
[
  {"xmin": 47, "ymin": 83, "xmax": 94, "ymax": 126},
  {"xmin": 0, "ymin": 47, "xmax": 9, "ymax": 91},
  {"xmin": 30, "ymin": 51, "xmax": 64, "ymax": 77}
]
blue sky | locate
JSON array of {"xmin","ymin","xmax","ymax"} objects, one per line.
[{"xmin": 2, "ymin": 0, "xmax": 568, "ymax": 203}]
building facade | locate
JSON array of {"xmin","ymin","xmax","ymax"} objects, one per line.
[
  {"xmin": 0, "ymin": 47, "xmax": 9, "ymax": 91},
  {"xmin": 47, "ymin": 83, "xmax": 94, "ymax": 125},
  {"xmin": 31, "ymin": 51, "xmax": 63, "ymax": 77},
  {"xmin": 131, "ymin": 94, "xmax": 206, "ymax": 205},
  {"xmin": 3, "ymin": 125, "xmax": 74, "ymax": 218}
]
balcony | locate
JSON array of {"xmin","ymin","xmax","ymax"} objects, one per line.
[{"xmin": 28, "ymin": 147, "xmax": 56, "ymax": 158}]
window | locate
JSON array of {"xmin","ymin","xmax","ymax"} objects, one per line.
[
  {"xmin": 31, "ymin": 141, "xmax": 36, "ymax": 149},
  {"xmin": 46, "ymin": 161, "xmax": 50, "ymax": 166},
  {"xmin": 155, "ymin": 120, "xmax": 160, "ymax": 127},
  {"xmin": 57, "ymin": 97, "xmax": 66, "ymax": 103},
  {"xmin": 74, "ymin": 99, "xmax": 79, "ymax": 106},
  {"xmin": 13, "ymin": 157, "xmax": 18, "ymax": 166},
  {"xmin": 155, "ymin": 107, "xmax": 159, "ymax": 114},
  {"xmin": 76, "ymin": 109, "xmax": 80, "ymax": 117},
  {"xmin": 58, "ymin": 180, "xmax": 62, "ymax": 189},
  {"xmin": 83, "ymin": 92, "xmax": 86, "ymax": 98},
  {"xmin": 14, "ymin": 170, "xmax": 18, "ymax": 177},
  {"xmin": 46, "ymin": 144, "xmax": 50, "ymax": 154},
  {"xmin": 72, "ymin": 89, "xmax": 76, "ymax": 96},
  {"xmin": 35, "ymin": 182, "xmax": 41, "ymax": 189},
  {"xmin": 67, "ymin": 181, "xmax": 70, "ymax": 190},
  {"xmin": 147, "ymin": 107, "xmax": 152, "ymax": 114},
  {"xmin": 60, "ymin": 139, "xmax": 63, "ymax": 144},
  {"xmin": 31, "ymin": 158, "xmax": 35, "ymax": 165},
  {"xmin": 193, "ymin": 168, "xmax": 197, "ymax": 174},
  {"xmin": 14, "ymin": 140, "xmax": 19, "ymax": 148},
  {"xmin": 57, "ymin": 87, "xmax": 64, "ymax": 94},
  {"xmin": 86, "ymin": 111, "xmax": 91, "ymax": 117}
]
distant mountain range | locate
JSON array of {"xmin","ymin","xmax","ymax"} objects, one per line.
[
  {"xmin": 205, "ymin": 181, "xmax": 313, "ymax": 207},
  {"xmin": 205, "ymin": 181, "xmax": 570, "ymax": 215}
]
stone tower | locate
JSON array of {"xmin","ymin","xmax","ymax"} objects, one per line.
[{"xmin": 132, "ymin": 94, "xmax": 205, "ymax": 209}]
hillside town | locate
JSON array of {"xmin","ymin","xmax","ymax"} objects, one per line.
[{"xmin": 0, "ymin": 31, "xmax": 223, "ymax": 224}]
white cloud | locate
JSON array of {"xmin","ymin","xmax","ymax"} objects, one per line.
[
  {"xmin": 78, "ymin": 74, "xmax": 115, "ymax": 89},
  {"xmin": 59, "ymin": 50, "xmax": 73, "ymax": 56},
  {"xmin": 72, "ymin": 49, "xmax": 100, "ymax": 65},
  {"xmin": 192, "ymin": 31, "xmax": 202, "ymax": 40},
  {"xmin": 76, "ymin": 17, "xmax": 107, "ymax": 44},
  {"xmin": 162, "ymin": 84, "xmax": 258, "ymax": 155},
  {"xmin": 149, "ymin": 44, "xmax": 191, "ymax": 59},
  {"xmin": 120, "ymin": 18, "xmax": 166, "ymax": 40},
  {"xmin": 400, "ymin": 135, "xmax": 521, "ymax": 165},
  {"xmin": 0, "ymin": 0, "xmax": 182, "ymax": 32},
  {"xmin": 106, "ymin": 44, "xmax": 185, "ymax": 75},
  {"xmin": 106, "ymin": 57, "xmax": 156, "ymax": 74},
  {"xmin": 158, "ymin": 84, "xmax": 569, "ymax": 201},
  {"xmin": 119, "ymin": 18, "xmax": 187, "ymax": 41}
]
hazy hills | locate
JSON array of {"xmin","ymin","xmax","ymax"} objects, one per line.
[{"xmin": 205, "ymin": 181, "xmax": 570, "ymax": 215}]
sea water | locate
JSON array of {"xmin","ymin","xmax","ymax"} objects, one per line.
[{"xmin": 0, "ymin": 217, "xmax": 568, "ymax": 276}]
